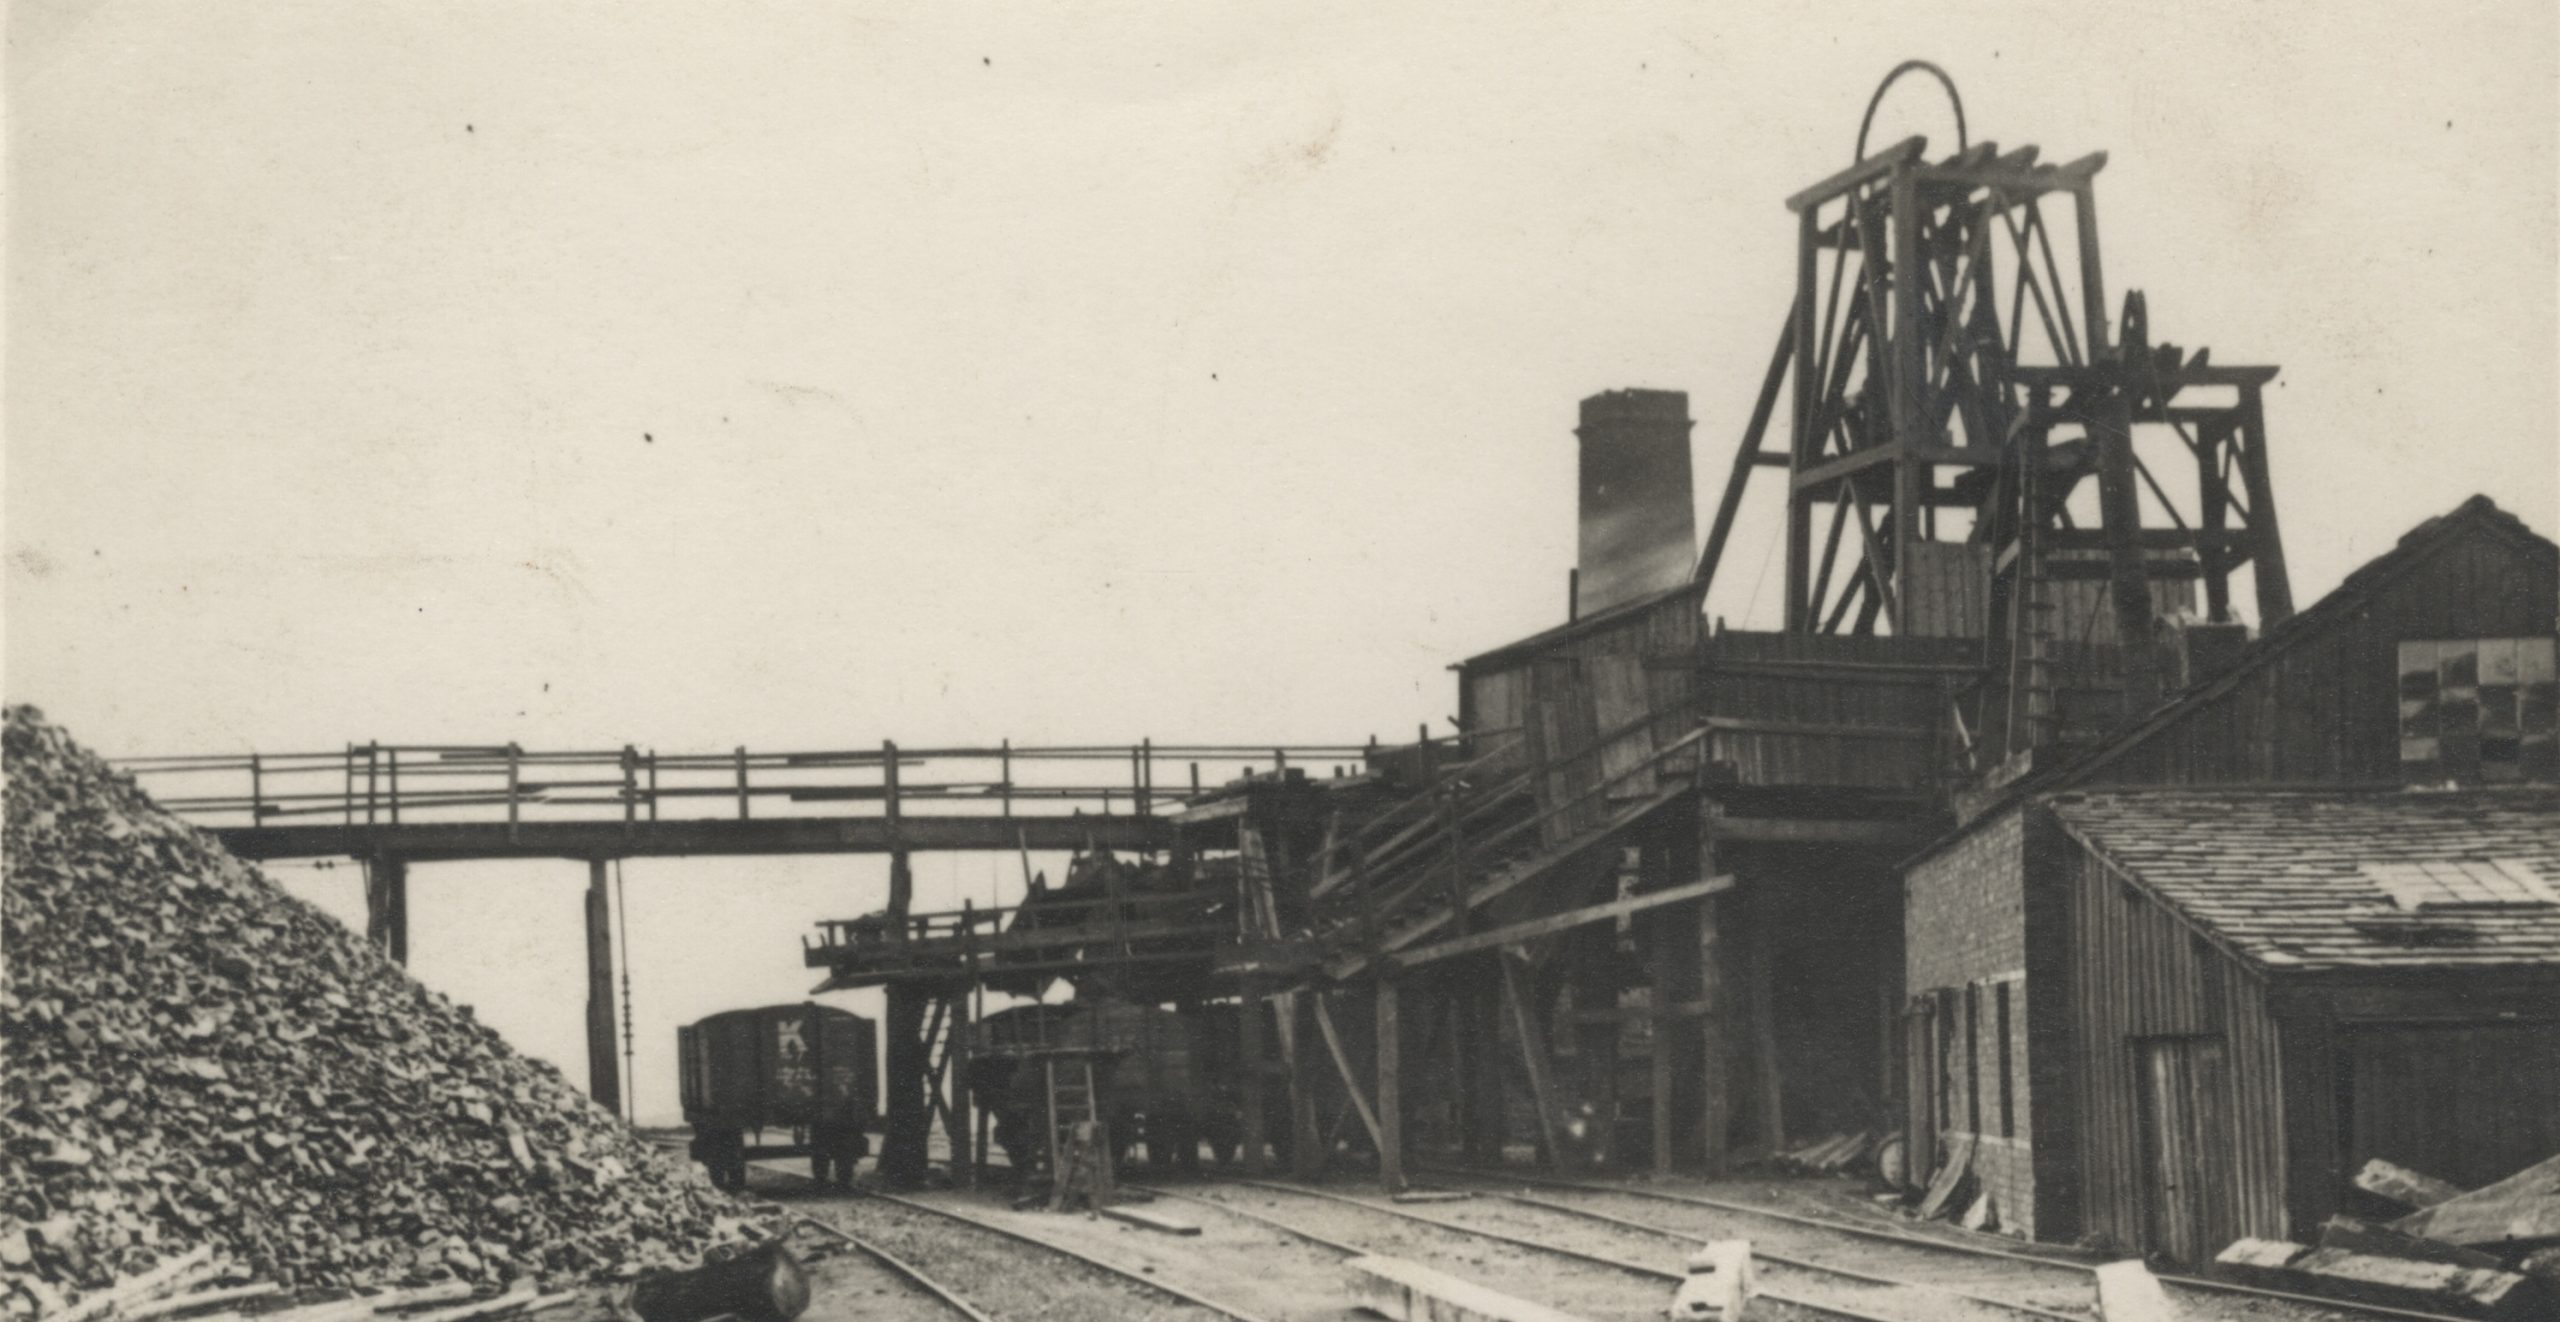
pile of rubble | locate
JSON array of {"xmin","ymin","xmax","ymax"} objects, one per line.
[
  {"xmin": 2214, "ymin": 1155, "xmax": 2560, "ymax": 1319},
  {"xmin": 2, "ymin": 707, "xmax": 765, "ymax": 1318}
]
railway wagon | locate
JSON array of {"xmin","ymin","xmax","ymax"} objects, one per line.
[
  {"xmin": 966, "ymin": 998, "xmax": 1221, "ymax": 1175},
  {"xmin": 679, "ymin": 1002, "xmax": 877, "ymax": 1191}
]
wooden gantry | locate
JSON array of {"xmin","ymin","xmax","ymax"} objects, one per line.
[{"xmin": 1697, "ymin": 131, "xmax": 2294, "ymax": 776}]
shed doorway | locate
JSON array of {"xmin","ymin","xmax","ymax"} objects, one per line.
[{"xmin": 2136, "ymin": 1035, "xmax": 2237, "ymax": 1263}]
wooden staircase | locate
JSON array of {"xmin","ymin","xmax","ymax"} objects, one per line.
[{"xmin": 1310, "ymin": 725, "xmax": 1708, "ymax": 979}]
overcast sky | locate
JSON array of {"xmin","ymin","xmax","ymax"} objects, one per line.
[{"xmin": 9, "ymin": 1, "xmax": 2554, "ymax": 1121}]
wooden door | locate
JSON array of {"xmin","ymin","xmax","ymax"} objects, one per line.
[{"xmin": 2137, "ymin": 1036, "xmax": 2236, "ymax": 1263}]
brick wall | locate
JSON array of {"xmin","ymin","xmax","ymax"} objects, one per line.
[
  {"xmin": 1906, "ymin": 808, "xmax": 2040, "ymax": 1237},
  {"xmin": 1907, "ymin": 808, "xmax": 2026, "ymax": 988}
]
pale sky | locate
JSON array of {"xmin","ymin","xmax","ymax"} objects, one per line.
[{"xmin": 8, "ymin": 1, "xmax": 2555, "ymax": 1121}]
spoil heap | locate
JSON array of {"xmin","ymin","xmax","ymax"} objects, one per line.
[{"xmin": 2, "ymin": 707, "xmax": 758, "ymax": 1317}]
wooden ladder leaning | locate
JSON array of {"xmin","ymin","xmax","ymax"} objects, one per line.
[{"xmin": 1042, "ymin": 1055, "xmax": 1112, "ymax": 1210}]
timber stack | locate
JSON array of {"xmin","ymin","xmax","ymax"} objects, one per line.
[
  {"xmin": 2210, "ymin": 1155, "xmax": 2560, "ymax": 1319},
  {"xmin": 0, "ymin": 707, "xmax": 768, "ymax": 1319}
]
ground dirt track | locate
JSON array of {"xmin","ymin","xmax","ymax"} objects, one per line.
[{"xmin": 589, "ymin": 1155, "xmax": 2455, "ymax": 1322}]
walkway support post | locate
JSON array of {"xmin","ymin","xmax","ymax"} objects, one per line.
[
  {"xmin": 883, "ymin": 983, "xmax": 929, "ymax": 1188},
  {"xmin": 365, "ymin": 854, "xmax": 409, "ymax": 965},
  {"xmin": 584, "ymin": 859, "xmax": 622, "ymax": 1113}
]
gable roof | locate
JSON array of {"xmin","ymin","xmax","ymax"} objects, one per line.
[
  {"xmin": 1908, "ymin": 495, "xmax": 2557, "ymax": 867},
  {"xmin": 2045, "ymin": 787, "xmax": 2560, "ymax": 975},
  {"xmin": 2045, "ymin": 494, "xmax": 2554, "ymax": 791}
]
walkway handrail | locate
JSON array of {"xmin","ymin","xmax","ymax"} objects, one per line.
[{"xmin": 114, "ymin": 740, "xmax": 1375, "ymax": 830}]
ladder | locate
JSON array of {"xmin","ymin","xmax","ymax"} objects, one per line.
[
  {"xmin": 1041, "ymin": 1055, "xmax": 1111, "ymax": 1209},
  {"xmin": 2018, "ymin": 562, "xmax": 2058, "ymax": 753}
]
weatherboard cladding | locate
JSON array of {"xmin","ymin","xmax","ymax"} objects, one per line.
[
  {"xmin": 2045, "ymin": 788, "xmax": 2560, "ymax": 972},
  {"xmin": 1458, "ymin": 583, "xmax": 1702, "ymax": 789},
  {"xmin": 2067, "ymin": 495, "xmax": 2557, "ymax": 791},
  {"xmin": 1906, "ymin": 494, "xmax": 2558, "ymax": 866},
  {"xmin": 2049, "ymin": 834, "xmax": 2291, "ymax": 1254}
]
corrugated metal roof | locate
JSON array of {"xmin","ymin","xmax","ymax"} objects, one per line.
[{"xmin": 2046, "ymin": 787, "xmax": 2560, "ymax": 973}]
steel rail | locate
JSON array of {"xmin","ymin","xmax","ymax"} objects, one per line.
[
  {"xmin": 1183, "ymin": 1179, "xmax": 1940, "ymax": 1322},
  {"xmin": 737, "ymin": 1155, "xmax": 1265, "ymax": 1322},
  {"xmin": 1485, "ymin": 1188, "xmax": 2079, "ymax": 1322},
  {"xmin": 1417, "ymin": 1165, "xmax": 2091, "ymax": 1271},
  {"xmin": 778, "ymin": 1214, "xmax": 988, "ymax": 1322},
  {"xmin": 656, "ymin": 1150, "xmax": 994, "ymax": 1322},
  {"xmin": 1233, "ymin": 1178, "xmax": 2071, "ymax": 1322},
  {"xmin": 788, "ymin": 1216, "xmax": 997, "ymax": 1322},
  {"xmin": 1422, "ymin": 1167, "xmax": 2477, "ymax": 1322},
  {"xmin": 857, "ymin": 1189, "xmax": 1272, "ymax": 1322}
]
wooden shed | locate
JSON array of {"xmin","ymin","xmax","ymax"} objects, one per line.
[
  {"xmin": 2043, "ymin": 789, "xmax": 2560, "ymax": 1261},
  {"xmin": 2059, "ymin": 494, "xmax": 2557, "ymax": 790},
  {"xmin": 1900, "ymin": 495, "xmax": 2560, "ymax": 1257}
]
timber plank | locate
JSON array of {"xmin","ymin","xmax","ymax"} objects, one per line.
[
  {"xmin": 1388, "ymin": 875, "xmax": 1733, "ymax": 970},
  {"xmin": 1343, "ymin": 1256, "xmax": 1593, "ymax": 1322},
  {"xmin": 2396, "ymin": 1153, "xmax": 2560, "ymax": 1248},
  {"xmin": 2093, "ymin": 1261, "xmax": 2181, "ymax": 1322}
]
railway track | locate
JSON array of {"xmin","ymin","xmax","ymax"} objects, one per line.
[
  {"xmin": 1419, "ymin": 1167, "xmax": 2477, "ymax": 1322},
  {"xmin": 741, "ymin": 1157, "xmax": 1271, "ymax": 1322},
  {"xmin": 788, "ymin": 1215, "xmax": 998, "ymax": 1322},
  {"xmin": 655, "ymin": 1141, "xmax": 2471, "ymax": 1322},
  {"xmin": 1138, "ymin": 1176, "xmax": 2047, "ymax": 1322}
]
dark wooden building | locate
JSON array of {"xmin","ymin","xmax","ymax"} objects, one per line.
[
  {"xmin": 1901, "ymin": 495, "xmax": 2560, "ymax": 1258},
  {"xmin": 2039, "ymin": 789, "xmax": 2560, "ymax": 1262}
]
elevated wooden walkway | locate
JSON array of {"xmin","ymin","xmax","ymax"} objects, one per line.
[{"xmin": 118, "ymin": 740, "xmax": 1368, "ymax": 862}]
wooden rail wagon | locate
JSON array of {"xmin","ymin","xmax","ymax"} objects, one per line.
[
  {"xmin": 966, "ymin": 999, "xmax": 1230, "ymax": 1176},
  {"xmin": 678, "ymin": 1002, "xmax": 877, "ymax": 1190}
]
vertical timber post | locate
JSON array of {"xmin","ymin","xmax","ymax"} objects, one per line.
[
  {"xmin": 1464, "ymin": 959, "xmax": 1506, "ymax": 1164},
  {"xmin": 1289, "ymin": 991, "xmax": 1324, "ymax": 1179},
  {"xmin": 1570, "ymin": 922, "xmax": 1620, "ymax": 1165},
  {"xmin": 584, "ymin": 859, "xmax": 622, "ymax": 1114},
  {"xmin": 1747, "ymin": 887, "xmax": 1784, "ymax": 1156},
  {"xmin": 1784, "ymin": 204, "xmax": 1820, "ymax": 630},
  {"xmin": 882, "ymin": 725, "xmax": 926, "ymax": 1187},
  {"xmin": 1240, "ymin": 980, "xmax": 1268, "ymax": 1176},
  {"xmin": 1502, "ymin": 953, "xmax": 1567, "ymax": 1169},
  {"xmin": 2092, "ymin": 389, "xmax": 2163, "ymax": 714},
  {"xmin": 1375, "ymin": 976, "xmax": 1404, "ymax": 1193},
  {"xmin": 1697, "ymin": 810, "xmax": 1729, "ymax": 1174},
  {"xmin": 944, "ymin": 990, "xmax": 973, "ymax": 1190},
  {"xmin": 1651, "ymin": 984, "xmax": 1675, "ymax": 1177},
  {"xmin": 365, "ymin": 853, "xmax": 408, "ymax": 966},
  {"xmin": 2196, "ymin": 417, "xmax": 2233, "ymax": 625},
  {"xmin": 1888, "ymin": 161, "xmax": 1923, "ymax": 619},
  {"xmin": 883, "ymin": 983, "xmax": 927, "ymax": 1188},
  {"xmin": 1644, "ymin": 822, "xmax": 1678, "ymax": 1177},
  {"xmin": 885, "ymin": 739, "xmax": 912, "ymax": 933},
  {"xmin": 2235, "ymin": 384, "xmax": 2293, "ymax": 624}
]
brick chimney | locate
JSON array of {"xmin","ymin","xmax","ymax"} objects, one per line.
[{"xmin": 1575, "ymin": 389, "xmax": 1697, "ymax": 617}]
